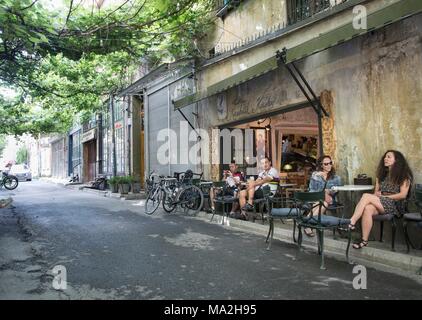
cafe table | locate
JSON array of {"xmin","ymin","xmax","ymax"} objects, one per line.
[{"xmin": 331, "ymin": 185, "xmax": 375, "ymax": 218}]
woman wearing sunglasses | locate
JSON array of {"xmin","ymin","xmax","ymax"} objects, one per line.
[
  {"xmin": 349, "ymin": 150, "xmax": 413, "ymax": 249},
  {"xmin": 305, "ymin": 155, "xmax": 342, "ymax": 236}
]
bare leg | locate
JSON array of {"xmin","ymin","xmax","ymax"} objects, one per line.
[
  {"xmin": 361, "ymin": 204, "xmax": 380, "ymax": 241},
  {"xmin": 350, "ymin": 193, "xmax": 385, "ymax": 226},
  {"xmin": 305, "ymin": 201, "xmax": 327, "ymax": 236},
  {"xmin": 209, "ymin": 188, "xmax": 215, "ymax": 210},
  {"xmin": 239, "ymin": 190, "xmax": 247, "ymax": 209},
  {"xmin": 310, "ymin": 201, "xmax": 327, "ymax": 216},
  {"xmin": 231, "ymin": 191, "xmax": 239, "ymax": 213},
  {"xmin": 247, "ymin": 188, "xmax": 256, "ymax": 205}
]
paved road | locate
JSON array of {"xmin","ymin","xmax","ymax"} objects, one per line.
[{"xmin": 0, "ymin": 180, "xmax": 421, "ymax": 300}]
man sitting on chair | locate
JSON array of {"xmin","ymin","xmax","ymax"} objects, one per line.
[
  {"xmin": 239, "ymin": 157, "xmax": 279, "ymax": 218},
  {"xmin": 210, "ymin": 160, "xmax": 244, "ymax": 216}
]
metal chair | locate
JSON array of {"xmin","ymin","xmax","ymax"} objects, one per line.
[
  {"xmin": 266, "ymin": 191, "xmax": 302, "ymax": 250},
  {"xmin": 372, "ymin": 190, "xmax": 411, "ymax": 251},
  {"xmin": 252, "ymin": 182, "xmax": 277, "ymax": 224},
  {"xmin": 296, "ymin": 191, "xmax": 352, "ymax": 270},
  {"xmin": 403, "ymin": 189, "xmax": 422, "ymax": 254},
  {"xmin": 210, "ymin": 181, "xmax": 238, "ymax": 224}
]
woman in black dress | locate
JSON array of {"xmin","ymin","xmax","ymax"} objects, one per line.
[{"xmin": 349, "ymin": 150, "xmax": 413, "ymax": 249}]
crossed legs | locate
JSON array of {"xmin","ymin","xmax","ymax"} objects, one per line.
[{"xmin": 349, "ymin": 193, "xmax": 385, "ymax": 248}]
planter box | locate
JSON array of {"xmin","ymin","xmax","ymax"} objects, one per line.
[
  {"xmin": 109, "ymin": 184, "xmax": 119, "ymax": 193},
  {"xmin": 119, "ymin": 183, "xmax": 131, "ymax": 194}
]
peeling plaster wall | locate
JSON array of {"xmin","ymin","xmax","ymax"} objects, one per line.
[
  {"xmin": 322, "ymin": 17, "xmax": 422, "ymax": 184},
  {"xmin": 198, "ymin": 15, "xmax": 422, "ymax": 184},
  {"xmin": 213, "ymin": 0, "xmax": 287, "ymax": 54},
  {"xmin": 199, "ymin": 0, "xmax": 400, "ymax": 88}
]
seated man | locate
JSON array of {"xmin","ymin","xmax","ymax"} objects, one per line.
[
  {"xmin": 210, "ymin": 160, "xmax": 244, "ymax": 215},
  {"xmin": 239, "ymin": 157, "xmax": 280, "ymax": 219}
]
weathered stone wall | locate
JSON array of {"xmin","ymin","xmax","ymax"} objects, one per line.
[
  {"xmin": 213, "ymin": 0, "xmax": 287, "ymax": 54},
  {"xmin": 199, "ymin": 0, "xmax": 397, "ymax": 89}
]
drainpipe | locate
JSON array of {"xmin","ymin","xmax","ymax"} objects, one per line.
[{"xmin": 110, "ymin": 95, "xmax": 117, "ymax": 177}]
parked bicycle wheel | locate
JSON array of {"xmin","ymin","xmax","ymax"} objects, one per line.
[
  {"xmin": 162, "ymin": 191, "xmax": 177, "ymax": 213},
  {"xmin": 178, "ymin": 185, "xmax": 204, "ymax": 216},
  {"xmin": 145, "ymin": 187, "xmax": 162, "ymax": 215},
  {"xmin": 3, "ymin": 175, "xmax": 18, "ymax": 190}
]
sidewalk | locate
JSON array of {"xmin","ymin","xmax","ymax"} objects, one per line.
[{"xmin": 40, "ymin": 177, "xmax": 146, "ymax": 200}]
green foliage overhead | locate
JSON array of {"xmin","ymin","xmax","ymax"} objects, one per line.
[
  {"xmin": 16, "ymin": 145, "xmax": 29, "ymax": 164},
  {"xmin": 0, "ymin": 0, "xmax": 218, "ymax": 135}
]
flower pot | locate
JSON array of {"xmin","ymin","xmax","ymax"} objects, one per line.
[
  {"xmin": 110, "ymin": 184, "xmax": 119, "ymax": 193},
  {"xmin": 119, "ymin": 183, "xmax": 130, "ymax": 194}
]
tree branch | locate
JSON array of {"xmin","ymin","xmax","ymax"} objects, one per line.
[{"xmin": 19, "ymin": 0, "xmax": 38, "ymax": 11}]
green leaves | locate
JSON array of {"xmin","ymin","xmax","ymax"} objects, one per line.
[{"xmin": 0, "ymin": 0, "xmax": 215, "ymax": 135}]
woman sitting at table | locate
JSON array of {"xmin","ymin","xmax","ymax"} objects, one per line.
[
  {"xmin": 349, "ymin": 150, "xmax": 413, "ymax": 249},
  {"xmin": 305, "ymin": 155, "xmax": 342, "ymax": 237}
]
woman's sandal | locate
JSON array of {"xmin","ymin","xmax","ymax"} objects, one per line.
[
  {"xmin": 304, "ymin": 228, "xmax": 315, "ymax": 237},
  {"xmin": 352, "ymin": 239, "xmax": 368, "ymax": 249},
  {"xmin": 348, "ymin": 223, "xmax": 356, "ymax": 231}
]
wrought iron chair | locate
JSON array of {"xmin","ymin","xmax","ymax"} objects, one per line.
[
  {"xmin": 372, "ymin": 187, "xmax": 411, "ymax": 251},
  {"xmin": 266, "ymin": 189, "xmax": 302, "ymax": 250},
  {"xmin": 251, "ymin": 182, "xmax": 278, "ymax": 224},
  {"xmin": 403, "ymin": 189, "xmax": 422, "ymax": 255},
  {"xmin": 296, "ymin": 191, "xmax": 352, "ymax": 270},
  {"xmin": 325, "ymin": 192, "xmax": 345, "ymax": 239},
  {"xmin": 210, "ymin": 181, "xmax": 238, "ymax": 224}
]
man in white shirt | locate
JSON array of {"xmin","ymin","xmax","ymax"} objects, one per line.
[{"xmin": 239, "ymin": 157, "xmax": 279, "ymax": 216}]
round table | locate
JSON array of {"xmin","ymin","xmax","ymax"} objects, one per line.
[
  {"xmin": 331, "ymin": 185, "xmax": 374, "ymax": 218},
  {"xmin": 332, "ymin": 185, "xmax": 374, "ymax": 192}
]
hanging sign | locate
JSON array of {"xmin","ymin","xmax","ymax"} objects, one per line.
[{"xmin": 81, "ymin": 128, "xmax": 96, "ymax": 143}]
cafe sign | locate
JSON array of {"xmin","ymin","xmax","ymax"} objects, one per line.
[{"xmin": 81, "ymin": 128, "xmax": 96, "ymax": 143}]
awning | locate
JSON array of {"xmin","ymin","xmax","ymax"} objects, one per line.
[
  {"xmin": 118, "ymin": 64, "xmax": 169, "ymax": 97},
  {"xmin": 118, "ymin": 59, "xmax": 193, "ymax": 97},
  {"xmin": 173, "ymin": 56, "xmax": 278, "ymax": 109},
  {"xmin": 286, "ymin": 0, "xmax": 422, "ymax": 63},
  {"xmin": 173, "ymin": 0, "xmax": 422, "ymax": 109}
]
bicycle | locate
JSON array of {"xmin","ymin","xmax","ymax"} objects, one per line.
[
  {"xmin": 0, "ymin": 171, "xmax": 19, "ymax": 190},
  {"xmin": 145, "ymin": 170, "xmax": 204, "ymax": 216}
]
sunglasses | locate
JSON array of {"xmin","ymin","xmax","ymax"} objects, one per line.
[{"xmin": 322, "ymin": 162, "xmax": 333, "ymax": 166}]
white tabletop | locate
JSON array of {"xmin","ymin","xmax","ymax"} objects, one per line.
[{"xmin": 332, "ymin": 185, "xmax": 374, "ymax": 191}]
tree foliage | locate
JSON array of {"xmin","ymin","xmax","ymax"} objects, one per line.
[
  {"xmin": 16, "ymin": 145, "xmax": 29, "ymax": 164},
  {"xmin": 0, "ymin": 0, "xmax": 217, "ymax": 135}
]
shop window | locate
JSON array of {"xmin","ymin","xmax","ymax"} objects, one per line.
[{"xmin": 216, "ymin": 0, "xmax": 242, "ymax": 18}]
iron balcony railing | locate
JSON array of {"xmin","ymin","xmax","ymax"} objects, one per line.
[
  {"xmin": 215, "ymin": 0, "xmax": 241, "ymax": 17},
  {"xmin": 287, "ymin": 0, "xmax": 348, "ymax": 25}
]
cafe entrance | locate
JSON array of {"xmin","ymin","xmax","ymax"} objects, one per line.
[{"xmin": 218, "ymin": 105, "xmax": 320, "ymax": 189}]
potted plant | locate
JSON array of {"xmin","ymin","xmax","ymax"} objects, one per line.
[
  {"xmin": 119, "ymin": 176, "xmax": 131, "ymax": 194},
  {"xmin": 108, "ymin": 176, "xmax": 119, "ymax": 193},
  {"xmin": 131, "ymin": 175, "xmax": 142, "ymax": 193}
]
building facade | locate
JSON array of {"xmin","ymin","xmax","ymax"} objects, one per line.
[{"xmin": 173, "ymin": 0, "xmax": 422, "ymax": 184}]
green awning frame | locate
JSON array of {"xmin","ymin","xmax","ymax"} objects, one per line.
[
  {"xmin": 286, "ymin": 0, "xmax": 422, "ymax": 63},
  {"xmin": 173, "ymin": 56, "xmax": 278, "ymax": 109},
  {"xmin": 173, "ymin": 0, "xmax": 422, "ymax": 109}
]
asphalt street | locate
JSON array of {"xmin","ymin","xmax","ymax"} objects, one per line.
[{"xmin": 0, "ymin": 180, "xmax": 421, "ymax": 300}]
